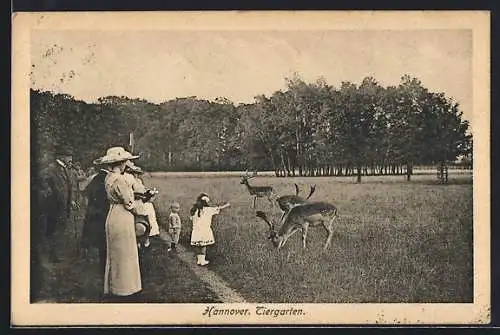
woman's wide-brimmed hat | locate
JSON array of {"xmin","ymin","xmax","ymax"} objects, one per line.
[
  {"xmin": 125, "ymin": 161, "xmax": 144, "ymax": 174},
  {"xmin": 93, "ymin": 147, "xmax": 139, "ymax": 165}
]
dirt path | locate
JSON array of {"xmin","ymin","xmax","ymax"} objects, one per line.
[{"xmin": 173, "ymin": 243, "xmax": 247, "ymax": 303}]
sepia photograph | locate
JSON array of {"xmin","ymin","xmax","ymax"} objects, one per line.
[{"xmin": 12, "ymin": 11, "xmax": 490, "ymax": 325}]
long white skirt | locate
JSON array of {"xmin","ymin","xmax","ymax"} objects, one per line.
[
  {"xmin": 104, "ymin": 204, "xmax": 142, "ymax": 296},
  {"xmin": 143, "ymin": 202, "xmax": 160, "ymax": 236}
]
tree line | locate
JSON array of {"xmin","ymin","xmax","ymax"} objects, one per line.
[{"xmin": 31, "ymin": 74, "xmax": 472, "ymax": 182}]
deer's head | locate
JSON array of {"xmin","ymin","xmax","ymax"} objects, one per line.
[
  {"xmin": 240, "ymin": 170, "xmax": 256, "ymax": 184},
  {"xmin": 255, "ymin": 211, "xmax": 281, "ymax": 247}
]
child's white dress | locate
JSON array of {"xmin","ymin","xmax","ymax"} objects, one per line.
[{"xmin": 190, "ymin": 207, "xmax": 220, "ymax": 247}]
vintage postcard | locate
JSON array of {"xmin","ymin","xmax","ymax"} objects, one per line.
[{"xmin": 12, "ymin": 11, "xmax": 490, "ymax": 326}]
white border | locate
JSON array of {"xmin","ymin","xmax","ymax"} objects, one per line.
[{"xmin": 11, "ymin": 11, "xmax": 491, "ymax": 326}]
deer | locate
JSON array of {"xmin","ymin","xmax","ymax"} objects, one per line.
[
  {"xmin": 240, "ymin": 170, "xmax": 274, "ymax": 209},
  {"xmin": 255, "ymin": 201, "xmax": 338, "ymax": 250},
  {"xmin": 276, "ymin": 184, "xmax": 316, "ymax": 222}
]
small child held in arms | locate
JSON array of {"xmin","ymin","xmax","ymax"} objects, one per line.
[
  {"xmin": 168, "ymin": 202, "xmax": 182, "ymax": 252},
  {"xmin": 189, "ymin": 193, "xmax": 230, "ymax": 266}
]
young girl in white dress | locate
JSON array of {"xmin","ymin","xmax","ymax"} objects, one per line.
[{"xmin": 190, "ymin": 193, "xmax": 230, "ymax": 266}]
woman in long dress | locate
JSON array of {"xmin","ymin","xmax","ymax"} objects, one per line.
[{"xmin": 94, "ymin": 147, "xmax": 142, "ymax": 301}]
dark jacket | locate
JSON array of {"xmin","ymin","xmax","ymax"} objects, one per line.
[
  {"xmin": 81, "ymin": 170, "xmax": 109, "ymax": 250},
  {"xmin": 41, "ymin": 161, "xmax": 79, "ymax": 234}
]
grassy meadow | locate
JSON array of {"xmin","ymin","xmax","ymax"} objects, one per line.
[{"xmin": 145, "ymin": 172, "xmax": 473, "ymax": 303}]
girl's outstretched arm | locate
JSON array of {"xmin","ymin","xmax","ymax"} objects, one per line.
[{"xmin": 217, "ymin": 203, "xmax": 231, "ymax": 210}]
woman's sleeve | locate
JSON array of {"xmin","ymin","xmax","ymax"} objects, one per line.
[
  {"xmin": 133, "ymin": 180, "xmax": 147, "ymax": 193},
  {"xmin": 114, "ymin": 177, "xmax": 136, "ymax": 211}
]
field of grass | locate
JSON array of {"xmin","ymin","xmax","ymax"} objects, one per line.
[{"xmin": 147, "ymin": 172, "xmax": 473, "ymax": 303}]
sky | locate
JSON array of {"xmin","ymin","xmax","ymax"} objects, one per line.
[{"xmin": 31, "ymin": 29, "xmax": 473, "ymax": 122}]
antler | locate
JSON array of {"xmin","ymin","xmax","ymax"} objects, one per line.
[
  {"xmin": 307, "ymin": 184, "xmax": 317, "ymax": 199},
  {"xmin": 294, "ymin": 183, "xmax": 300, "ymax": 196}
]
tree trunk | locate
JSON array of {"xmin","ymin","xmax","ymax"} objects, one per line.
[
  {"xmin": 296, "ymin": 113, "xmax": 304, "ymax": 177},
  {"xmin": 168, "ymin": 144, "xmax": 172, "ymax": 166},
  {"xmin": 444, "ymin": 164, "xmax": 448, "ymax": 184},
  {"xmin": 268, "ymin": 149, "xmax": 278, "ymax": 176},
  {"xmin": 287, "ymin": 154, "xmax": 295, "ymax": 177},
  {"xmin": 438, "ymin": 160, "xmax": 449, "ymax": 184},
  {"xmin": 356, "ymin": 164, "xmax": 362, "ymax": 183},
  {"xmin": 406, "ymin": 161, "xmax": 412, "ymax": 181},
  {"xmin": 280, "ymin": 151, "xmax": 290, "ymax": 177}
]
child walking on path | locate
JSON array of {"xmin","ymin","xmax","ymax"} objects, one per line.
[
  {"xmin": 168, "ymin": 202, "xmax": 182, "ymax": 252},
  {"xmin": 189, "ymin": 193, "xmax": 230, "ymax": 266}
]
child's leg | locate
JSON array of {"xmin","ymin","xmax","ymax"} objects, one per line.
[
  {"xmin": 194, "ymin": 246, "xmax": 207, "ymax": 264},
  {"xmin": 195, "ymin": 246, "xmax": 202, "ymax": 264},
  {"xmin": 171, "ymin": 228, "xmax": 181, "ymax": 250},
  {"xmin": 169, "ymin": 228, "xmax": 175, "ymax": 249},
  {"xmin": 168, "ymin": 228, "xmax": 174, "ymax": 251},
  {"xmin": 195, "ymin": 246, "xmax": 204, "ymax": 255},
  {"xmin": 198, "ymin": 246, "xmax": 209, "ymax": 265}
]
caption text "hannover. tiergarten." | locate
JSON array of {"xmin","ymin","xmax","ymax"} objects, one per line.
[{"xmin": 202, "ymin": 306, "xmax": 306, "ymax": 318}]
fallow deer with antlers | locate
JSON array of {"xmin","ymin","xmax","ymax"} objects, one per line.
[
  {"xmin": 240, "ymin": 170, "xmax": 274, "ymax": 209},
  {"xmin": 256, "ymin": 201, "xmax": 338, "ymax": 250},
  {"xmin": 276, "ymin": 184, "xmax": 316, "ymax": 222}
]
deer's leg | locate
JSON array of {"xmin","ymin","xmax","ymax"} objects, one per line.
[
  {"xmin": 301, "ymin": 223, "xmax": 310, "ymax": 249},
  {"xmin": 280, "ymin": 210, "xmax": 290, "ymax": 224},
  {"xmin": 279, "ymin": 227, "xmax": 300, "ymax": 249},
  {"xmin": 322, "ymin": 217, "xmax": 336, "ymax": 250},
  {"xmin": 252, "ymin": 196, "xmax": 256, "ymax": 209}
]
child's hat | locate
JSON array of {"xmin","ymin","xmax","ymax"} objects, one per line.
[
  {"xmin": 135, "ymin": 214, "xmax": 151, "ymax": 237},
  {"xmin": 198, "ymin": 193, "xmax": 210, "ymax": 203},
  {"xmin": 125, "ymin": 161, "xmax": 144, "ymax": 174}
]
